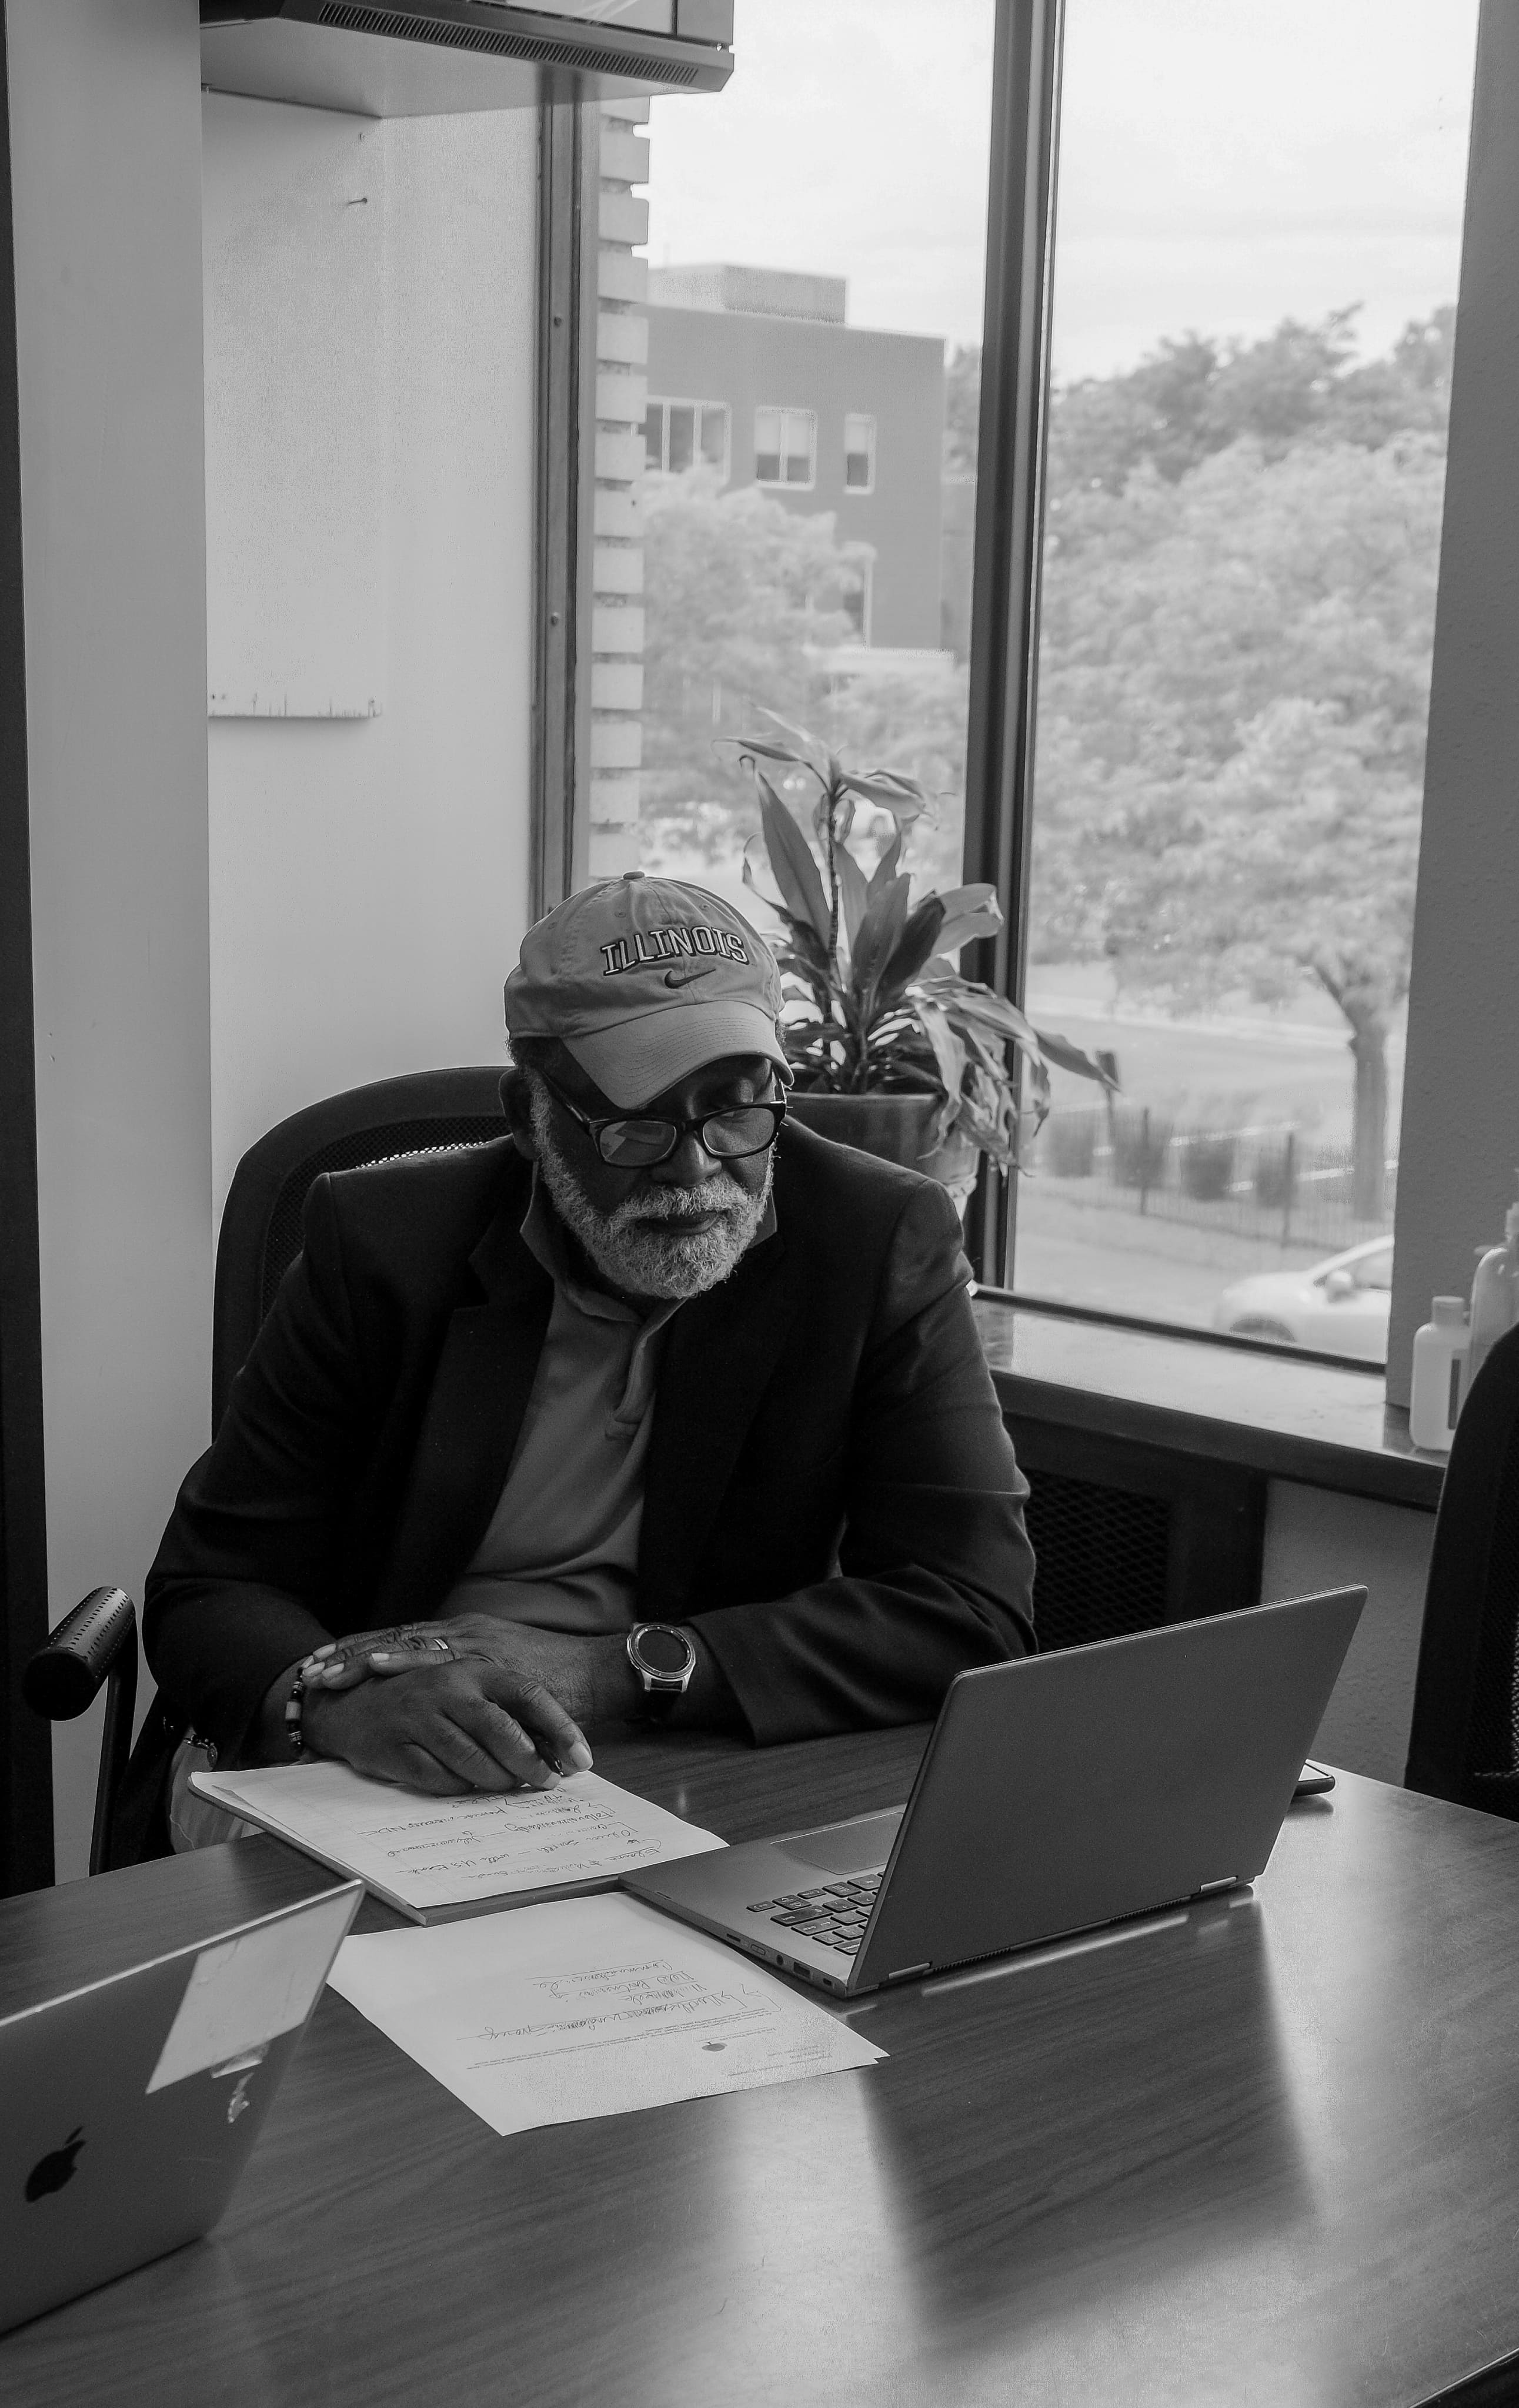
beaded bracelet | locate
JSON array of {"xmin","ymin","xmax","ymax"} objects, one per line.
[{"xmin": 284, "ymin": 1660, "xmax": 315, "ymax": 1760}]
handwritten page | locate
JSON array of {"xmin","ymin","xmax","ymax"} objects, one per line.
[
  {"xmin": 327, "ymin": 1893, "xmax": 885, "ymax": 2135},
  {"xmin": 191, "ymin": 1762, "xmax": 723, "ymax": 1921}
]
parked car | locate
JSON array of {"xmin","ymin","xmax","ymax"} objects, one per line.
[{"xmin": 1211, "ymin": 1236, "xmax": 1393, "ymax": 1362}]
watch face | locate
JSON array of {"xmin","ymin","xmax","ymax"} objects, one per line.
[{"xmin": 637, "ymin": 1626, "xmax": 692, "ymax": 1676}]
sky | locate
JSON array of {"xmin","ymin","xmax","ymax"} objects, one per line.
[{"xmin": 645, "ymin": 0, "xmax": 1480, "ymax": 379}]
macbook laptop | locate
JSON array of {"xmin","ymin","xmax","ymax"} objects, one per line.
[
  {"xmin": 0, "ymin": 1862, "xmax": 360, "ymax": 2335},
  {"xmin": 623, "ymin": 1587, "xmax": 1364, "ymax": 1998}
]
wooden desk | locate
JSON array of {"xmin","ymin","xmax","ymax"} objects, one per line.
[{"xmin": 6, "ymin": 1731, "xmax": 1519, "ymax": 2408}]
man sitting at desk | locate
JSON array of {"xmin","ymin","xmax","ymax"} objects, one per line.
[{"xmin": 140, "ymin": 875, "xmax": 1034, "ymax": 1830}]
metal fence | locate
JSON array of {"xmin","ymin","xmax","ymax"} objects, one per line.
[{"xmin": 1032, "ymin": 1105, "xmax": 1396, "ymax": 1252}]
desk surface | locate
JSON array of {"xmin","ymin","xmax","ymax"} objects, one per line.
[{"xmin": 7, "ymin": 1730, "xmax": 1519, "ymax": 2408}]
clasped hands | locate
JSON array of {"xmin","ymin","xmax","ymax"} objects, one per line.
[{"xmin": 289, "ymin": 1614, "xmax": 641, "ymax": 1798}]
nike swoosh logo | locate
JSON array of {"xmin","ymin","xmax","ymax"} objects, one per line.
[{"xmin": 664, "ymin": 964, "xmax": 718, "ymax": 988}]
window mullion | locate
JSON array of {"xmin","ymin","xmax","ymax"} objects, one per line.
[{"xmin": 961, "ymin": 0, "xmax": 1064, "ymax": 1285}]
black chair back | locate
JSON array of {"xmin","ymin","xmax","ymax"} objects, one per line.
[
  {"xmin": 1405, "ymin": 1317, "xmax": 1519, "ymax": 1817},
  {"xmin": 212, "ymin": 1066, "xmax": 509, "ymax": 1431}
]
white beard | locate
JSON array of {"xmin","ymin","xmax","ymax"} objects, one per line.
[{"xmin": 528, "ymin": 1080, "xmax": 773, "ymax": 1302}]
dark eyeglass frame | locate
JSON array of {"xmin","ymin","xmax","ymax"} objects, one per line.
[{"xmin": 538, "ymin": 1070, "xmax": 789, "ymax": 1168}]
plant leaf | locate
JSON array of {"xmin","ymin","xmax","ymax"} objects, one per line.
[
  {"xmin": 878, "ymin": 895, "xmax": 947, "ymax": 1004},
  {"xmin": 757, "ymin": 705, "xmax": 826, "ymax": 760},
  {"xmin": 732, "ymin": 735, "xmax": 816, "ymax": 768},
  {"xmin": 930, "ymin": 883, "xmax": 1001, "ymax": 923},
  {"xmin": 849, "ymin": 878, "xmax": 912, "ymax": 1021},
  {"xmin": 755, "ymin": 770, "xmax": 832, "ymax": 947},
  {"xmin": 1031, "ymin": 1025, "xmax": 1119, "ymax": 1086},
  {"xmin": 867, "ymin": 827, "xmax": 904, "ymax": 897},
  {"xmin": 912, "ymin": 996, "xmax": 969, "ymax": 1135},
  {"xmin": 930, "ymin": 908, "xmax": 1004, "ymax": 959},
  {"xmin": 839, "ymin": 771, "xmax": 930, "ymax": 820},
  {"xmin": 834, "ymin": 837, "xmax": 871, "ymax": 952}
]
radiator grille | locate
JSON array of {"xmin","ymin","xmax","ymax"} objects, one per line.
[
  {"xmin": 315, "ymin": 3, "xmax": 703, "ymax": 82},
  {"xmin": 1024, "ymin": 1469, "xmax": 1171, "ymax": 1653}
]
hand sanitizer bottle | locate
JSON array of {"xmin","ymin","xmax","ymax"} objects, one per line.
[
  {"xmin": 1411, "ymin": 1297, "xmax": 1471, "ymax": 1452},
  {"xmin": 1468, "ymin": 1194, "xmax": 1519, "ymax": 1391}
]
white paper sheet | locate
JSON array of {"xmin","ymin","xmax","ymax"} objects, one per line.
[
  {"xmin": 191, "ymin": 1762, "xmax": 725, "ymax": 1919},
  {"xmin": 327, "ymin": 1894, "xmax": 886, "ymax": 2135}
]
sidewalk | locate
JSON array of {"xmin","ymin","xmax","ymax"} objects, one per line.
[{"xmin": 1011, "ymin": 1173, "xmax": 1332, "ymax": 1329}]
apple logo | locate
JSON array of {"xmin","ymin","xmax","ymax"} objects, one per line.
[{"xmin": 25, "ymin": 2128, "xmax": 85, "ymax": 2202}]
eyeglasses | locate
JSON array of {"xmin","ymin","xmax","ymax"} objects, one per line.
[{"xmin": 539, "ymin": 1071, "xmax": 788, "ymax": 1169}]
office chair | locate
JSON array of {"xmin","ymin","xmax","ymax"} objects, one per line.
[
  {"xmin": 23, "ymin": 1068, "xmax": 991, "ymax": 1865},
  {"xmin": 1404, "ymin": 1317, "xmax": 1519, "ymax": 1818},
  {"xmin": 23, "ymin": 1066, "xmax": 512, "ymax": 1872}
]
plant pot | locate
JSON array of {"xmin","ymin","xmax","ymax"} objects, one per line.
[{"xmin": 786, "ymin": 1092, "xmax": 981, "ymax": 1208}]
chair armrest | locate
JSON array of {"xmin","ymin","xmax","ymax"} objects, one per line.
[{"xmin": 23, "ymin": 1587, "xmax": 138, "ymax": 1721}]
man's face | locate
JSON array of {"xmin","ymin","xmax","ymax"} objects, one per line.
[{"xmin": 518, "ymin": 1049, "xmax": 779, "ymax": 1301}]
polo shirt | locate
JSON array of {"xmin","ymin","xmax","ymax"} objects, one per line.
[{"xmin": 440, "ymin": 1170, "xmax": 773, "ymax": 1633}]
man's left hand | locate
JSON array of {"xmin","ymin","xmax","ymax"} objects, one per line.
[{"xmin": 301, "ymin": 1614, "xmax": 642, "ymax": 1728}]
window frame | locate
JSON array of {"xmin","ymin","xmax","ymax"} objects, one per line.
[
  {"xmin": 843, "ymin": 410, "xmax": 877, "ymax": 494},
  {"xmin": 532, "ymin": 0, "xmax": 1487, "ymax": 1382},
  {"xmin": 753, "ymin": 402, "xmax": 819, "ymax": 491}
]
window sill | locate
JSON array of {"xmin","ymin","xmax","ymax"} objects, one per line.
[{"xmin": 973, "ymin": 1294, "xmax": 1444, "ymax": 1513}]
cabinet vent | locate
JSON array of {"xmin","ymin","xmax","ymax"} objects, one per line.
[{"xmin": 1024, "ymin": 1470, "xmax": 1170, "ymax": 1653}]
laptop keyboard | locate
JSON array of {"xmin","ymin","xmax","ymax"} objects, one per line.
[{"xmin": 747, "ymin": 1871, "xmax": 883, "ymax": 1956}]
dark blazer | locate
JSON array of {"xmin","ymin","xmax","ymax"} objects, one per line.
[{"xmin": 141, "ymin": 1120, "xmax": 1034, "ymax": 1791}]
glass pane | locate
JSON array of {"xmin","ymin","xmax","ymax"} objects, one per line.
[
  {"xmin": 667, "ymin": 402, "xmax": 695, "ymax": 474},
  {"xmin": 592, "ymin": 0, "xmax": 996, "ymax": 972},
  {"xmin": 844, "ymin": 412, "xmax": 874, "ymax": 489},
  {"xmin": 699, "ymin": 404, "xmax": 729, "ymax": 471},
  {"xmin": 753, "ymin": 404, "xmax": 782, "ymax": 483},
  {"xmin": 1014, "ymin": 0, "xmax": 1480, "ymax": 1363},
  {"xmin": 643, "ymin": 400, "xmax": 664, "ymax": 472}
]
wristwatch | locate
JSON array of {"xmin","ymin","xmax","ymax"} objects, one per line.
[{"xmin": 626, "ymin": 1623, "xmax": 697, "ymax": 1723}]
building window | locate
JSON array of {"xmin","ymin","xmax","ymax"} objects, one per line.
[
  {"xmin": 645, "ymin": 397, "xmax": 730, "ymax": 480},
  {"xmin": 753, "ymin": 406, "xmax": 817, "ymax": 489},
  {"xmin": 841, "ymin": 557, "xmax": 873, "ymax": 642},
  {"xmin": 843, "ymin": 413, "xmax": 875, "ymax": 492}
]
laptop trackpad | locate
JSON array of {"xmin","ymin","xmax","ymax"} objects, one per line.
[{"xmin": 779, "ymin": 1809, "xmax": 903, "ymax": 1877}]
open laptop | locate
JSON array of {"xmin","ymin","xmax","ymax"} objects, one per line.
[
  {"xmin": 0, "ymin": 1868, "xmax": 360, "ymax": 2335},
  {"xmin": 623, "ymin": 1587, "xmax": 1364, "ymax": 1998}
]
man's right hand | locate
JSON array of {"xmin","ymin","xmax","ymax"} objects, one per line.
[{"xmin": 299, "ymin": 1657, "xmax": 593, "ymax": 1795}]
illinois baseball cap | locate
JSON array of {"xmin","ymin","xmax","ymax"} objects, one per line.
[{"xmin": 505, "ymin": 874, "xmax": 792, "ymax": 1110}]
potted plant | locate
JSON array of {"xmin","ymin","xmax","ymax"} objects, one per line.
[{"xmin": 733, "ymin": 717, "xmax": 1114, "ymax": 1207}]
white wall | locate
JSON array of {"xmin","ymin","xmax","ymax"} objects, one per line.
[
  {"xmin": 203, "ymin": 98, "xmax": 538, "ymax": 1223},
  {"xmin": 7, "ymin": 0, "xmax": 213, "ymax": 1882}
]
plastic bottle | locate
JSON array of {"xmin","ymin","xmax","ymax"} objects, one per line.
[
  {"xmin": 1467, "ymin": 1196, "xmax": 1519, "ymax": 1392},
  {"xmin": 1410, "ymin": 1298, "xmax": 1471, "ymax": 1452}
]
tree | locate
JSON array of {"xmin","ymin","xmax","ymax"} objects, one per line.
[
  {"xmin": 638, "ymin": 476, "xmax": 869, "ymax": 867},
  {"xmin": 944, "ymin": 343, "xmax": 981, "ymax": 476},
  {"xmin": 1031, "ymin": 425, "xmax": 1448, "ymax": 1216}
]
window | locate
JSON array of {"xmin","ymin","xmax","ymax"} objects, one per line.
[
  {"xmin": 1010, "ymin": 0, "xmax": 1480, "ymax": 1364},
  {"xmin": 753, "ymin": 406, "xmax": 816, "ymax": 489},
  {"xmin": 840, "ymin": 556, "xmax": 873, "ymax": 642},
  {"xmin": 644, "ymin": 397, "xmax": 730, "ymax": 480},
  {"xmin": 843, "ymin": 412, "xmax": 875, "ymax": 492},
  {"xmin": 583, "ymin": 0, "xmax": 997, "ymax": 941},
  {"xmin": 550, "ymin": 0, "xmax": 1493, "ymax": 1401}
]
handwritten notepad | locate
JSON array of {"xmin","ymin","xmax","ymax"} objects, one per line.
[
  {"xmin": 191, "ymin": 1762, "xmax": 724, "ymax": 1924},
  {"xmin": 328, "ymin": 1894, "xmax": 884, "ymax": 2135}
]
